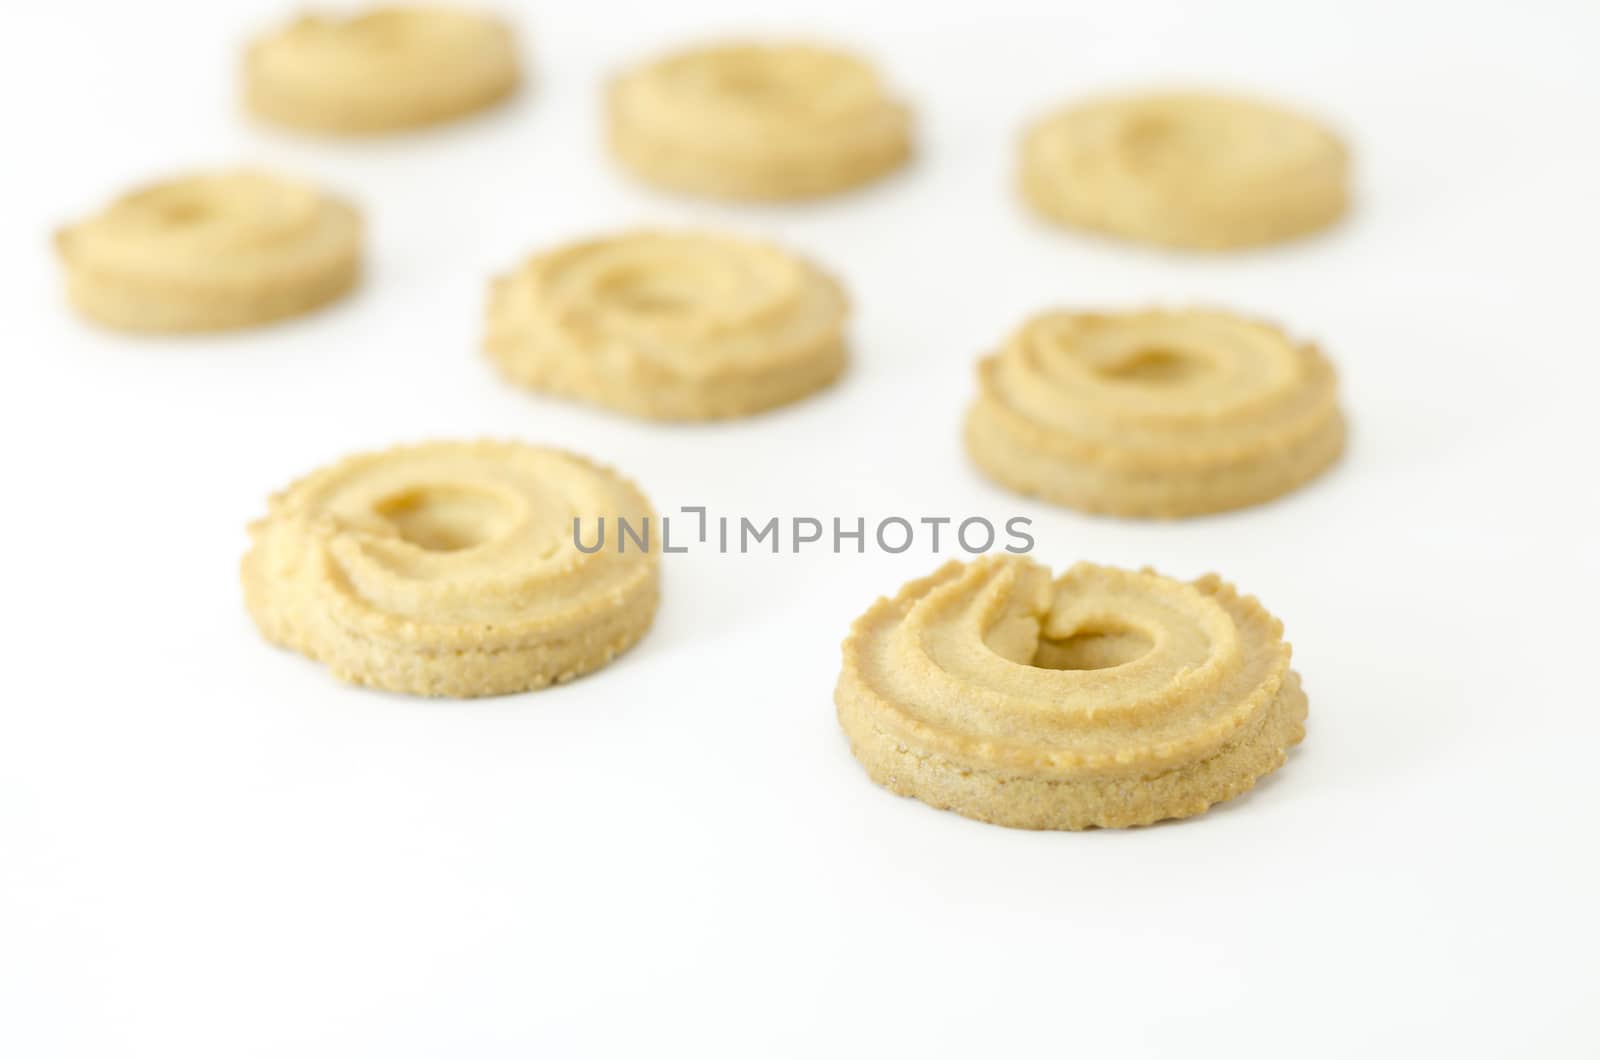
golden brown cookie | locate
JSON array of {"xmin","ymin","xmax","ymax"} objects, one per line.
[
  {"xmin": 1020, "ymin": 92, "xmax": 1348, "ymax": 249},
  {"xmin": 485, "ymin": 229, "xmax": 849, "ymax": 420},
  {"xmin": 242, "ymin": 441, "xmax": 658, "ymax": 697},
  {"xmin": 965, "ymin": 308, "xmax": 1344, "ymax": 517},
  {"xmin": 836, "ymin": 556, "xmax": 1308, "ymax": 830},
  {"xmin": 55, "ymin": 170, "xmax": 360, "ymax": 333},
  {"xmin": 608, "ymin": 41, "xmax": 911, "ymax": 201},
  {"xmin": 244, "ymin": 6, "xmax": 520, "ymax": 134}
]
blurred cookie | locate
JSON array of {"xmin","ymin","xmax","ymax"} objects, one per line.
[
  {"xmin": 245, "ymin": 6, "xmax": 520, "ymax": 133},
  {"xmin": 1021, "ymin": 92, "xmax": 1347, "ymax": 249},
  {"xmin": 486, "ymin": 229, "xmax": 848, "ymax": 420},
  {"xmin": 966, "ymin": 308, "xmax": 1344, "ymax": 517},
  {"xmin": 608, "ymin": 41, "xmax": 911, "ymax": 200},
  {"xmin": 836, "ymin": 556, "xmax": 1308, "ymax": 830},
  {"xmin": 55, "ymin": 170, "xmax": 360, "ymax": 332},
  {"xmin": 243, "ymin": 440, "xmax": 659, "ymax": 697}
]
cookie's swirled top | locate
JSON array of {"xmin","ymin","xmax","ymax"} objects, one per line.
[
  {"xmin": 608, "ymin": 42, "xmax": 911, "ymax": 200},
  {"xmin": 486, "ymin": 230, "xmax": 848, "ymax": 419},
  {"xmin": 243, "ymin": 441, "xmax": 658, "ymax": 697},
  {"xmin": 55, "ymin": 170, "xmax": 360, "ymax": 332},
  {"xmin": 62, "ymin": 172, "xmax": 350, "ymax": 281},
  {"xmin": 836, "ymin": 557, "xmax": 1308, "ymax": 829},
  {"xmin": 1021, "ymin": 92, "xmax": 1347, "ymax": 249},
  {"xmin": 966, "ymin": 309, "xmax": 1344, "ymax": 516},
  {"xmin": 625, "ymin": 43, "xmax": 888, "ymax": 132},
  {"xmin": 245, "ymin": 6, "xmax": 520, "ymax": 133}
]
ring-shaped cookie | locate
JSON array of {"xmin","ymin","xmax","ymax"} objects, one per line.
[
  {"xmin": 1021, "ymin": 91, "xmax": 1348, "ymax": 249},
  {"xmin": 836, "ymin": 557, "xmax": 1308, "ymax": 830},
  {"xmin": 965, "ymin": 308, "xmax": 1344, "ymax": 517},
  {"xmin": 242, "ymin": 441, "xmax": 659, "ymax": 697},
  {"xmin": 485, "ymin": 230, "xmax": 849, "ymax": 420},
  {"xmin": 55, "ymin": 170, "xmax": 360, "ymax": 333},
  {"xmin": 244, "ymin": 6, "xmax": 521, "ymax": 134},
  {"xmin": 608, "ymin": 41, "xmax": 911, "ymax": 201}
]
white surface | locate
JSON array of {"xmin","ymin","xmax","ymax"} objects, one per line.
[{"xmin": 3, "ymin": 1, "xmax": 1598, "ymax": 1056}]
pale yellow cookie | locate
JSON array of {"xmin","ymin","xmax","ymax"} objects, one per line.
[
  {"xmin": 965, "ymin": 308, "xmax": 1344, "ymax": 517},
  {"xmin": 1021, "ymin": 92, "xmax": 1348, "ymax": 249},
  {"xmin": 55, "ymin": 170, "xmax": 360, "ymax": 333},
  {"xmin": 244, "ymin": 6, "xmax": 520, "ymax": 134},
  {"xmin": 608, "ymin": 41, "xmax": 911, "ymax": 201},
  {"xmin": 485, "ymin": 230, "xmax": 848, "ymax": 420},
  {"xmin": 242, "ymin": 440, "xmax": 659, "ymax": 697},
  {"xmin": 836, "ymin": 556, "xmax": 1308, "ymax": 830}
]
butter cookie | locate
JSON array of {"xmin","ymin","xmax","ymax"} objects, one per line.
[
  {"xmin": 485, "ymin": 230, "xmax": 848, "ymax": 420},
  {"xmin": 608, "ymin": 41, "xmax": 911, "ymax": 200},
  {"xmin": 55, "ymin": 170, "xmax": 360, "ymax": 333},
  {"xmin": 243, "ymin": 441, "xmax": 658, "ymax": 697},
  {"xmin": 1021, "ymin": 92, "xmax": 1347, "ymax": 249},
  {"xmin": 965, "ymin": 308, "xmax": 1344, "ymax": 517},
  {"xmin": 836, "ymin": 556, "xmax": 1308, "ymax": 830},
  {"xmin": 245, "ymin": 6, "xmax": 520, "ymax": 133}
]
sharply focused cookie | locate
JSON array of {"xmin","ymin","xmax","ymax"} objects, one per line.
[
  {"xmin": 485, "ymin": 230, "xmax": 849, "ymax": 420},
  {"xmin": 836, "ymin": 556, "xmax": 1308, "ymax": 830},
  {"xmin": 245, "ymin": 6, "xmax": 520, "ymax": 133},
  {"xmin": 55, "ymin": 170, "xmax": 360, "ymax": 333},
  {"xmin": 1020, "ymin": 92, "xmax": 1348, "ymax": 249},
  {"xmin": 966, "ymin": 308, "xmax": 1344, "ymax": 517},
  {"xmin": 608, "ymin": 41, "xmax": 911, "ymax": 200},
  {"xmin": 243, "ymin": 440, "xmax": 659, "ymax": 697}
]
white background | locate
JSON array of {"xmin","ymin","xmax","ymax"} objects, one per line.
[{"xmin": 3, "ymin": 0, "xmax": 1597, "ymax": 1056}]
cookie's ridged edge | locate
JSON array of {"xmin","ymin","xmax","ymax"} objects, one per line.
[
  {"xmin": 840, "ymin": 673, "xmax": 1306, "ymax": 830},
  {"xmin": 965, "ymin": 400, "xmax": 1347, "ymax": 519}
]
